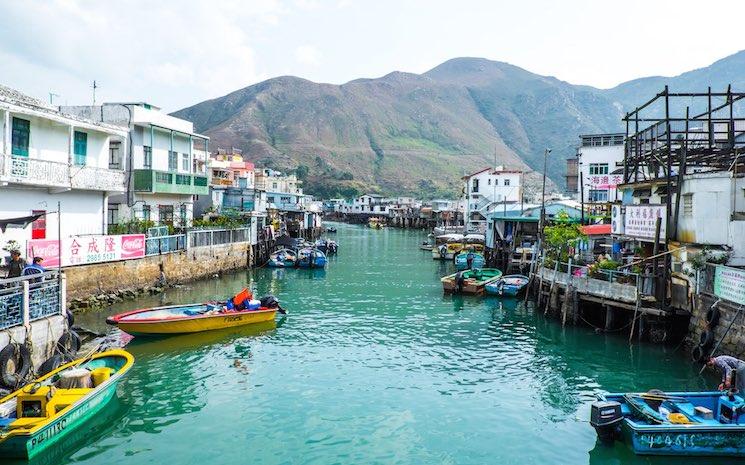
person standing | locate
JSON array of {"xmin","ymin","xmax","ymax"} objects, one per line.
[
  {"xmin": 21, "ymin": 256, "xmax": 46, "ymax": 278},
  {"xmin": 707, "ymin": 355, "xmax": 745, "ymax": 392},
  {"xmin": 6, "ymin": 250, "xmax": 26, "ymax": 278}
]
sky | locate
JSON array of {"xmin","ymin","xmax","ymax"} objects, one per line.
[{"xmin": 2, "ymin": 0, "xmax": 745, "ymax": 112}]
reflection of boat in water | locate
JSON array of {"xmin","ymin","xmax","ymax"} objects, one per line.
[
  {"xmin": 106, "ymin": 291, "xmax": 285, "ymax": 335},
  {"xmin": 432, "ymin": 234, "xmax": 464, "ymax": 260},
  {"xmin": 297, "ymin": 248, "xmax": 327, "ymax": 268},
  {"xmin": 454, "ymin": 251, "xmax": 485, "ymax": 270},
  {"xmin": 591, "ymin": 390, "xmax": 745, "ymax": 456},
  {"xmin": 441, "ymin": 268, "xmax": 502, "ymax": 295},
  {"xmin": 267, "ymin": 248, "xmax": 297, "ymax": 267},
  {"xmin": 0, "ymin": 350, "xmax": 134, "ymax": 460},
  {"xmin": 485, "ymin": 274, "xmax": 529, "ymax": 296}
]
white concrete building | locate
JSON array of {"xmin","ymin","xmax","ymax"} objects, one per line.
[
  {"xmin": 0, "ymin": 85, "xmax": 128, "ymax": 251},
  {"xmin": 61, "ymin": 103, "xmax": 210, "ymax": 229},
  {"xmin": 570, "ymin": 133, "xmax": 625, "ymax": 204},
  {"xmin": 463, "ymin": 166, "xmax": 522, "ymax": 232}
]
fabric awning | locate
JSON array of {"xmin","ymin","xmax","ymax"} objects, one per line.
[
  {"xmin": 580, "ymin": 224, "xmax": 611, "ymax": 236},
  {"xmin": 0, "ymin": 213, "xmax": 44, "ymax": 232}
]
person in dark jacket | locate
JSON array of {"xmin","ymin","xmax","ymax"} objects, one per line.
[{"xmin": 6, "ymin": 251, "xmax": 25, "ymax": 278}]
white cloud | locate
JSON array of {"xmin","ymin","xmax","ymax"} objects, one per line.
[{"xmin": 295, "ymin": 45, "xmax": 322, "ymax": 67}]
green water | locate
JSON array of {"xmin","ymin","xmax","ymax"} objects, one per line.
[{"xmin": 44, "ymin": 223, "xmax": 725, "ymax": 465}]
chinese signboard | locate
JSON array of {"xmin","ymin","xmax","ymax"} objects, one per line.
[
  {"xmin": 27, "ymin": 234, "xmax": 146, "ymax": 268},
  {"xmin": 714, "ymin": 265, "xmax": 745, "ymax": 306},
  {"xmin": 586, "ymin": 174, "xmax": 623, "ymax": 189},
  {"xmin": 623, "ymin": 204, "xmax": 667, "ymax": 241}
]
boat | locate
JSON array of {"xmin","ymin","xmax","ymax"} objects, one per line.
[
  {"xmin": 485, "ymin": 274, "xmax": 530, "ymax": 296},
  {"xmin": 297, "ymin": 248, "xmax": 327, "ymax": 268},
  {"xmin": 0, "ymin": 349, "xmax": 134, "ymax": 459},
  {"xmin": 326, "ymin": 227, "xmax": 337, "ymax": 233},
  {"xmin": 441, "ymin": 268, "xmax": 502, "ymax": 295},
  {"xmin": 433, "ymin": 225, "xmax": 463, "ymax": 236},
  {"xmin": 454, "ymin": 251, "xmax": 486, "ymax": 270},
  {"xmin": 107, "ymin": 290, "xmax": 285, "ymax": 335},
  {"xmin": 463, "ymin": 233, "xmax": 486, "ymax": 254},
  {"xmin": 315, "ymin": 239, "xmax": 338, "ymax": 255},
  {"xmin": 591, "ymin": 390, "xmax": 745, "ymax": 456},
  {"xmin": 431, "ymin": 234, "xmax": 464, "ymax": 260},
  {"xmin": 267, "ymin": 248, "xmax": 297, "ymax": 267},
  {"xmin": 368, "ymin": 217, "xmax": 385, "ymax": 229},
  {"xmin": 420, "ymin": 241, "xmax": 433, "ymax": 251}
]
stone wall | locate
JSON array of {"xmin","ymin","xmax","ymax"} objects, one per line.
[
  {"xmin": 688, "ymin": 293, "xmax": 745, "ymax": 359},
  {"xmin": 64, "ymin": 242, "xmax": 253, "ymax": 302}
]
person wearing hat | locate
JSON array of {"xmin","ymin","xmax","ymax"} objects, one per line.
[
  {"xmin": 22, "ymin": 256, "xmax": 46, "ymax": 279},
  {"xmin": 6, "ymin": 250, "xmax": 26, "ymax": 278}
]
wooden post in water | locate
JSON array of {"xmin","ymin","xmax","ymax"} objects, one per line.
[
  {"xmin": 545, "ymin": 260, "xmax": 559, "ymax": 316},
  {"xmin": 629, "ymin": 274, "xmax": 642, "ymax": 343}
]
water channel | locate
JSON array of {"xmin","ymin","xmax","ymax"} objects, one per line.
[{"xmin": 29, "ymin": 222, "xmax": 727, "ymax": 465}]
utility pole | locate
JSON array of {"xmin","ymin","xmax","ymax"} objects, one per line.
[
  {"xmin": 49, "ymin": 92, "xmax": 59, "ymax": 105},
  {"xmin": 92, "ymin": 80, "xmax": 99, "ymax": 105},
  {"xmin": 539, "ymin": 148, "xmax": 552, "ymax": 240}
]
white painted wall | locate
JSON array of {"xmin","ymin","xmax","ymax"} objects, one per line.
[
  {"xmin": 576, "ymin": 144, "xmax": 624, "ymax": 203},
  {"xmin": 0, "ymin": 187, "xmax": 107, "ymax": 252}
]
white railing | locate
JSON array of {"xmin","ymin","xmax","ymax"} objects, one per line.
[{"xmin": 0, "ymin": 154, "xmax": 125, "ymax": 192}]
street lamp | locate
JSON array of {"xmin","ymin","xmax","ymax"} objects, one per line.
[{"xmin": 540, "ymin": 148, "xmax": 552, "ymax": 239}]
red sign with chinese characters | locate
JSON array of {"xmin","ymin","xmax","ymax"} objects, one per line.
[{"xmin": 27, "ymin": 234, "xmax": 146, "ymax": 267}]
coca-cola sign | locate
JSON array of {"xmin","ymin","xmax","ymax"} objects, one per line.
[{"xmin": 28, "ymin": 234, "xmax": 146, "ymax": 267}]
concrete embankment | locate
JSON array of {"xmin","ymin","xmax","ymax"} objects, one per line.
[{"xmin": 65, "ymin": 242, "xmax": 253, "ymax": 308}]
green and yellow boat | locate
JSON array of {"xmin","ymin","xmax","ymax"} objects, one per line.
[
  {"xmin": 441, "ymin": 268, "xmax": 503, "ymax": 295},
  {"xmin": 0, "ymin": 349, "xmax": 134, "ymax": 459}
]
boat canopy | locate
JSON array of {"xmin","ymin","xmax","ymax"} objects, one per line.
[{"xmin": 464, "ymin": 234, "xmax": 485, "ymax": 243}]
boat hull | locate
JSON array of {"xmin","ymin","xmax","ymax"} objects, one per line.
[
  {"xmin": 441, "ymin": 269, "xmax": 502, "ymax": 295},
  {"xmin": 624, "ymin": 422, "xmax": 745, "ymax": 456},
  {"xmin": 112, "ymin": 308, "xmax": 277, "ymax": 335}
]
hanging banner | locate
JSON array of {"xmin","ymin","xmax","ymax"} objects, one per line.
[
  {"xmin": 623, "ymin": 204, "xmax": 667, "ymax": 241},
  {"xmin": 27, "ymin": 234, "xmax": 146, "ymax": 267},
  {"xmin": 714, "ymin": 265, "xmax": 745, "ymax": 306}
]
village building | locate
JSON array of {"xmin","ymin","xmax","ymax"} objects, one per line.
[
  {"xmin": 566, "ymin": 133, "xmax": 625, "ymax": 219},
  {"xmin": 463, "ymin": 166, "xmax": 523, "ymax": 233},
  {"xmin": 0, "ymin": 85, "xmax": 129, "ymax": 251},
  {"xmin": 61, "ymin": 102, "xmax": 210, "ymax": 229}
]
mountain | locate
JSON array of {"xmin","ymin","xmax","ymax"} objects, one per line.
[{"xmin": 173, "ymin": 50, "xmax": 745, "ymax": 198}]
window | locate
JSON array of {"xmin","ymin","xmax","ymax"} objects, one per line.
[
  {"xmin": 168, "ymin": 151, "xmax": 178, "ymax": 171},
  {"xmin": 589, "ymin": 163, "xmax": 609, "ymax": 175},
  {"xmin": 159, "ymin": 205, "xmax": 174, "ymax": 226},
  {"xmin": 182, "ymin": 153, "xmax": 189, "ymax": 171},
  {"xmin": 504, "ymin": 179, "xmax": 510, "ymax": 186},
  {"xmin": 143, "ymin": 146, "xmax": 152, "ymax": 169},
  {"xmin": 179, "ymin": 205, "xmax": 188, "ymax": 226},
  {"xmin": 588, "ymin": 189, "xmax": 609, "ymax": 202},
  {"xmin": 487, "ymin": 178, "xmax": 491, "ymax": 185},
  {"xmin": 472, "ymin": 179, "xmax": 479, "ymax": 193},
  {"xmin": 683, "ymin": 194, "xmax": 693, "ymax": 217},
  {"xmin": 109, "ymin": 141, "xmax": 122, "ymax": 169},
  {"xmin": 11, "ymin": 117, "xmax": 30, "ymax": 157},
  {"xmin": 142, "ymin": 205, "xmax": 151, "ymax": 222},
  {"xmin": 107, "ymin": 203, "xmax": 119, "ymax": 225},
  {"xmin": 267, "ymin": 196, "xmax": 275, "ymax": 203},
  {"xmin": 73, "ymin": 131, "xmax": 87, "ymax": 166}
]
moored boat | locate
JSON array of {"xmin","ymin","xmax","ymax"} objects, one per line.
[
  {"xmin": 368, "ymin": 218, "xmax": 385, "ymax": 229},
  {"xmin": 441, "ymin": 268, "xmax": 502, "ymax": 295},
  {"xmin": 326, "ymin": 227, "xmax": 337, "ymax": 233},
  {"xmin": 485, "ymin": 274, "xmax": 529, "ymax": 296},
  {"xmin": 315, "ymin": 239, "xmax": 338, "ymax": 255},
  {"xmin": 107, "ymin": 291, "xmax": 285, "ymax": 335},
  {"xmin": 297, "ymin": 248, "xmax": 327, "ymax": 268},
  {"xmin": 591, "ymin": 390, "xmax": 745, "ymax": 456},
  {"xmin": 454, "ymin": 250, "xmax": 485, "ymax": 270},
  {"xmin": 0, "ymin": 349, "xmax": 134, "ymax": 459},
  {"xmin": 431, "ymin": 234, "xmax": 464, "ymax": 260},
  {"xmin": 267, "ymin": 248, "xmax": 297, "ymax": 267}
]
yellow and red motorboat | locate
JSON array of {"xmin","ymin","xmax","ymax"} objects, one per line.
[{"xmin": 107, "ymin": 291, "xmax": 286, "ymax": 336}]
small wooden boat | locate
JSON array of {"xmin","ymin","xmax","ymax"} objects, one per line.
[
  {"xmin": 326, "ymin": 227, "xmax": 337, "ymax": 233},
  {"xmin": 441, "ymin": 268, "xmax": 502, "ymax": 295},
  {"xmin": 107, "ymin": 290, "xmax": 284, "ymax": 335},
  {"xmin": 297, "ymin": 248, "xmax": 327, "ymax": 268},
  {"xmin": 432, "ymin": 234, "xmax": 464, "ymax": 260},
  {"xmin": 267, "ymin": 248, "xmax": 297, "ymax": 267},
  {"xmin": 315, "ymin": 239, "xmax": 338, "ymax": 255},
  {"xmin": 454, "ymin": 251, "xmax": 486, "ymax": 270},
  {"xmin": 368, "ymin": 218, "xmax": 385, "ymax": 229},
  {"xmin": 420, "ymin": 241, "xmax": 433, "ymax": 251},
  {"xmin": 591, "ymin": 390, "xmax": 745, "ymax": 456},
  {"xmin": 485, "ymin": 274, "xmax": 529, "ymax": 296},
  {"xmin": 0, "ymin": 349, "xmax": 134, "ymax": 459}
]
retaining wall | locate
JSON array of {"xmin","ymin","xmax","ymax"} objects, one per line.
[
  {"xmin": 0, "ymin": 315, "xmax": 67, "ymax": 369},
  {"xmin": 64, "ymin": 242, "xmax": 253, "ymax": 301},
  {"xmin": 688, "ymin": 293, "xmax": 745, "ymax": 359}
]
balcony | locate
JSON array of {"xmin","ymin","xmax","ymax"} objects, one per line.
[
  {"xmin": 133, "ymin": 169, "xmax": 209, "ymax": 195},
  {"xmin": 0, "ymin": 154, "xmax": 125, "ymax": 192}
]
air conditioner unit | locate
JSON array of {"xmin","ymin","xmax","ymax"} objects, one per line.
[{"xmin": 611, "ymin": 205, "xmax": 625, "ymax": 235}]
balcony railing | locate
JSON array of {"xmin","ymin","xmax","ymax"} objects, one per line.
[
  {"xmin": 0, "ymin": 154, "xmax": 126, "ymax": 192},
  {"xmin": 133, "ymin": 169, "xmax": 209, "ymax": 195}
]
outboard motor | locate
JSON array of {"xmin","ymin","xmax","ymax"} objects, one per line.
[
  {"xmin": 260, "ymin": 295, "xmax": 280, "ymax": 308},
  {"xmin": 590, "ymin": 401, "xmax": 623, "ymax": 444}
]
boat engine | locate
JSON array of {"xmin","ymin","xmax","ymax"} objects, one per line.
[
  {"xmin": 260, "ymin": 295, "xmax": 280, "ymax": 309},
  {"xmin": 590, "ymin": 401, "xmax": 622, "ymax": 444}
]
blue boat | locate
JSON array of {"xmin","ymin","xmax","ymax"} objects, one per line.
[
  {"xmin": 267, "ymin": 248, "xmax": 297, "ymax": 267},
  {"xmin": 591, "ymin": 390, "xmax": 745, "ymax": 456},
  {"xmin": 485, "ymin": 274, "xmax": 529, "ymax": 296},
  {"xmin": 315, "ymin": 239, "xmax": 338, "ymax": 255},
  {"xmin": 297, "ymin": 248, "xmax": 327, "ymax": 268},
  {"xmin": 454, "ymin": 251, "xmax": 485, "ymax": 270}
]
